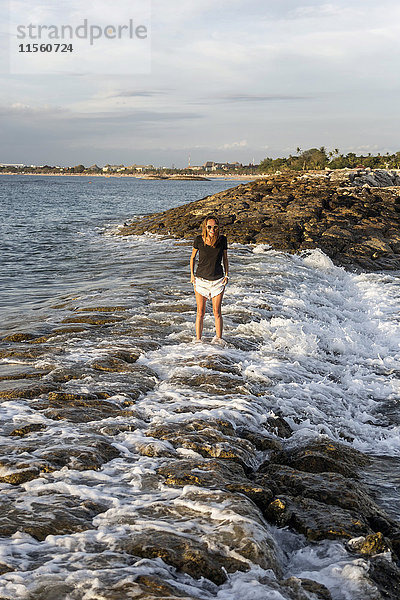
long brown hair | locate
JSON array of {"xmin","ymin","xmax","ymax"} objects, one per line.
[{"xmin": 201, "ymin": 215, "xmax": 221, "ymax": 246}]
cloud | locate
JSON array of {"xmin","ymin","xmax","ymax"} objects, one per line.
[
  {"xmin": 218, "ymin": 140, "xmax": 248, "ymax": 150},
  {"xmin": 108, "ymin": 91, "xmax": 166, "ymax": 98},
  {"xmin": 222, "ymin": 94, "xmax": 310, "ymax": 103}
]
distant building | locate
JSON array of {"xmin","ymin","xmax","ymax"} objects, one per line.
[{"xmin": 203, "ymin": 161, "xmax": 242, "ymax": 172}]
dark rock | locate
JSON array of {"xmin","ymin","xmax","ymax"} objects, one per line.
[
  {"xmin": 236, "ymin": 427, "xmax": 282, "ymax": 451},
  {"xmin": 0, "ymin": 563, "xmax": 14, "ymax": 575},
  {"xmin": 0, "ymin": 364, "xmax": 51, "ymax": 381},
  {"xmin": 264, "ymin": 415, "xmax": 293, "ymax": 438},
  {"xmin": 0, "ymin": 466, "xmax": 41, "ymax": 485},
  {"xmin": 168, "ymin": 371, "xmax": 248, "ymax": 396},
  {"xmin": 0, "ymin": 380, "xmax": 57, "ymax": 400},
  {"xmin": 35, "ymin": 437, "xmax": 120, "ymax": 470},
  {"xmin": 158, "ymin": 458, "xmax": 273, "ymax": 510},
  {"xmin": 73, "ymin": 305, "xmax": 128, "ymax": 312},
  {"xmin": 90, "ymin": 357, "xmax": 137, "ymax": 372},
  {"xmin": 281, "ymin": 577, "xmax": 333, "ymax": 600},
  {"xmin": 122, "ymin": 531, "xmax": 248, "ymax": 585},
  {"xmin": 0, "ymin": 496, "xmax": 106, "ymax": 540},
  {"xmin": 0, "ymin": 348, "xmax": 45, "ymax": 360},
  {"xmin": 367, "ymin": 555, "xmax": 400, "ymax": 600},
  {"xmin": 10, "ymin": 423, "xmax": 47, "ymax": 437},
  {"xmin": 347, "ymin": 532, "xmax": 392, "ymax": 556},
  {"xmin": 148, "ymin": 420, "xmax": 256, "ymax": 469},
  {"xmin": 2, "ymin": 332, "xmax": 36, "ymax": 342},
  {"xmin": 265, "ymin": 494, "xmax": 372, "ymax": 541},
  {"xmin": 107, "ymin": 575, "xmax": 197, "ymax": 599},
  {"xmin": 255, "ymin": 464, "xmax": 394, "ymax": 531},
  {"xmin": 267, "ymin": 437, "xmax": 370, "ymax": 478},
  {"xmin": 61, "ymin": 315, "xmax": 124, "ymax": 325}
]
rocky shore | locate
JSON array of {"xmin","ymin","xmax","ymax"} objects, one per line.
[
  {"xmin": 119, "ymin": 169, "xmax": 400, "ymax": 271},
  {"xmin": 1, "ymin": 303, "xmax": 400, "ymax": 597}
]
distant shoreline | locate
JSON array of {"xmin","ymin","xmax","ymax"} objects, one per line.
[{"xmin": 0, "ymin": 172, "xmax": 262, "ymax": 181}]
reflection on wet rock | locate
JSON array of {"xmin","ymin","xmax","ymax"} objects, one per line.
[
  {"xmin": 0, "ymin": 495, "xmax": 106, "ymax": 540},
  {"xmin": 347, "ymin": 532, "xmax": 392, "ymax": 556},
  {"xmin": 35, "ymin": 437, "xmax": 120, "ymax": 471},
  {"xmin": 270, "ymin": 438, "xmax": 371, "ymax": 478},
  {"xmin": 121, "ymin": 530, "xmax": 247, "ymax": 585},
  {"xmin": 0, "ymin": 379, "xmax": 57, "ymax": 400},
  {"xmin": 10, "ymin": 423, "xmax": 47, "ymax": 437}
]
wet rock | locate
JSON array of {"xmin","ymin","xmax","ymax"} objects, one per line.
[
  {"xmin": 90, "ymin": 357, "xmax": 138, "ymax": 372},
  {"xmin": 149, "ymin": 418, "xmax": 235, "ymax": 439},
  {"xmin": 0, "ymin": 348, "xmax": 45, "ymax": 360},
  {"xmin": 10, "ymin": 423, "xmax": 47, "ymax": 436},
  {"xmin": 47, "ymin": 390, "xmax": 107, "ymax": 404},
  {"xmin": 110, "ymin": 349, "xmax": 141, "ymax": 363},
  {"xmin": 264, "ymin": 414, "xmax": 293, "ymax": 439},
  {"xmin": 35, "ymin": 437, "xmax": 120, "ymax": 470},
  {"xmin": 367, "ymin": 555, "xmax": 400, "ymax": 600},
  {"xmin": 136, "ymin": 440, "xmax": 178, "ymax": 458},
  {"xmin": 43, "ymin": 403, "xmax": 134, "ymax": 423},
  {"xmin": 278, "ymin": 577, "xmax": 333, "ymax": 600},
  {"xmin": 236, "ymin": 427, "xmax": 282, "ymax": 452},
  {"xmin": 168, "ymin": 371, "xmax": 249, "ymax": 396},
  {"xmin": 265, "ymin": 494, "xmax": 372, "ymax": 541},
  {"xmin": 122, "ymin": 531, "xmax": 248, "ymax": 585},
  {"xmin": 255, "ymin": 464, "xmax": 394, "ymax": 530},
  {"xmin": 44, "ymin": 408, "xmax": 113, "ymax": 423},
  {"xmin": 0, "ymin": 465, "xmax": 41, "ymax": 485},
  {"xmin": 74, "ymin": 306, "xmax": 128, "ymax": 312},
  {"xmin": 127, "ymin": 492, "xmax": 279, "ymax": 575},
  {"xmin": 51, "ymin": 326, "xmax": 89, "ymax": 335},
  {"xmin": 268, "ymin": 437, "xmax": 370, "ymax": 478},
  {"xmin": 0, "ymin": 364, "xmax": 51, "ymax": 381},
  {"xmin": 99, "ymin": 575, "xmax": 198, "ymax": 599},
  {"xmin": 2, "ymin": 332, "xmax": 36, "ymax": 342},
  {"xmin": 0, "ymin": 380, "xmax": 57, "ymax": 400},
  {"xmin": 158, "ymin": 458, "xmax": 273, "ymax": 510},
  {"xmin": 0, "ymin": 496, "xmax": 106, "ymax": 540},
  {"xmin": 148, "ymin": 420, "xmax": 256, "ymax": 469},
  {"xmin": 0, "ymin": 563, "xmax": 15, "ymax": 575},
  {"xmin": 47, "ymin": 366, "xmax": 90, "ymax": 383},
  {"xmin": 134, "ymin": 575, "xmax": 199, "ymax": 599},
  {"xmin": 61, "ymin": 315, "xmax": 124, "ymax": 325},
  {"xmin": 347, "ymin": 532, "xmax": 392, "ymax": 556},
  {"xmin": 99, "ymin": 423, "xmax": 139, "ymax": 436},
  {"xmin": 195, "ymin": 355, "xmax": 242, "ymax": 375}
]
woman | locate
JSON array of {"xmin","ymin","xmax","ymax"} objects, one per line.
[{"xmin": 190, "ymin": 215, "xmax": 229, "ymax": 343}]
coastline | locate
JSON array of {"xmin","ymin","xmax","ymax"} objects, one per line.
[{"xmin": 0, "ymin": 171, "xmax": 262, "ymax": 180}]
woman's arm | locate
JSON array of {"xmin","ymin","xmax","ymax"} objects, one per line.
[
  {"xmin": 190, "ymin": 248, "xmax": 198, "ymax": 283},
  {"xmin": 223, "ymin": 249, "xmax": 229, "ymax": 283}
]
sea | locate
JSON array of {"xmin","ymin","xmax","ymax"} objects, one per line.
[{"xmin": 0, "ymin": 174, "xmax": 400, "ymax": 599}]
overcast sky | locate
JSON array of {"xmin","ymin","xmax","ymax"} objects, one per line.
[{"xmin": 1, "ymin": 0, "xmax": 400, "ymax": 167}]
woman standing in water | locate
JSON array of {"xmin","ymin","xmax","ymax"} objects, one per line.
[{"xmin": 190, "ymin": 215, "xmax": 229, "ymax": 343}]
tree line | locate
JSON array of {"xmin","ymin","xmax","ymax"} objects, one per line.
[{"xmin": 259, "ymin": 147, "xmax": 400, "ymax": 173}]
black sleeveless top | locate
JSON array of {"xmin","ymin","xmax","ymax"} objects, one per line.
[{"xmin": 193, "ymin": 235, "xmax": 227, "ymax": 280}]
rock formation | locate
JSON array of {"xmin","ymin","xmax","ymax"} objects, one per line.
[{"xmin": 119, "ymin": 169, "xmax": 400, "ymax": 271}]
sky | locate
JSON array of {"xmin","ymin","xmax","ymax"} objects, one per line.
[{"xmin": 1, "ymin": 0, "xmax": 400, "ymax": 167}]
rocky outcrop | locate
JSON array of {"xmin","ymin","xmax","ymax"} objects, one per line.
[{"xmin": 119, "ymin": 169, "xmax": 400, "ymax": 271}]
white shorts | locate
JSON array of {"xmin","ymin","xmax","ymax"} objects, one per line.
[{"xmin": 195, "ymin": 276, "xmax": 225, "ymax": 300}]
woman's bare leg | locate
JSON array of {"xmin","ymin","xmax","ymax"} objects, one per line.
[
  {"xmin": 195, "ymin": 291, "xmax": 207, "ymax": 340},
  {"xmin": 212, "ymin": 291, "xmax": 224, "ymax": 338}
]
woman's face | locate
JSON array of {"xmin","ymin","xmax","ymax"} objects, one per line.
[{"xmin": 206, "ymin": 220, "xmax": 219, "ymax": 237}]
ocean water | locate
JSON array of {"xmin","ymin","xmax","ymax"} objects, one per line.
[{"xmin": 0, "ymin": 175, "xmax": 400, "ymax": 599}]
